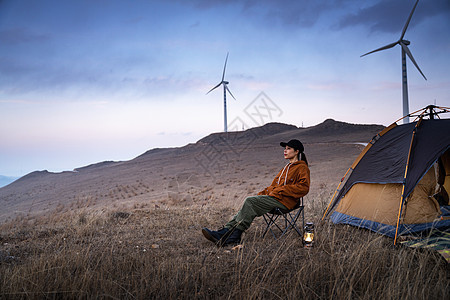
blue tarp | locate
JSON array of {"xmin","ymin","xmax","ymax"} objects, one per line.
[{"xmin": 330, "ymin": 206, "xmax": 450, "ymax": 238}]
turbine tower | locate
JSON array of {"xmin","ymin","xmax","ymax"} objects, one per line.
[
  {"xmin": 206, "ymin": 52, "xmax": 236, "ymax": 132},
  {"xmin": 361, "ymin": 0, "xmax": 426, "ymax": 124}
]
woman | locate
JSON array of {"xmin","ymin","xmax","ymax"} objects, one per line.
[{"xmin": 202, "ymin": 139, "xmax": 310, "ymax": 246}]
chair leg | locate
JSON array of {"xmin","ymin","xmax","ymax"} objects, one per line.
[
  {"xmin": 262, "ymin": 205, "xmax": 305, "ymax": 240},
  {"xmin": 274, "ymin": 207, "xmax": 305, "ymax": 238},
  {"xmin": 262, "ymin": 213, "xmax": 283, "ymax": 238}
]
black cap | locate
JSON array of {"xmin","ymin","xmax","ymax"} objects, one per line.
[{"xmin": 280, "ymin": 139, "xmax": 304, "ymax": 153}]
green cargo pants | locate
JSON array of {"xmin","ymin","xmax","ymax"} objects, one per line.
[{"xmin": 225, "ymin": 195, "xmax": 288, "ymax": 231}]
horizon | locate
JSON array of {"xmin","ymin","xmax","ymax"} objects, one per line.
[
  {"xmin": 1, "ymin": 0, "xmax": 449, "ymax": 178},
  {"xmin": 1, "ymin": 117, "xmax": 369, "ymax": 179},
  {"xmin": 1, "ymin": 113, "xmax": 445, "ymax": 182}
]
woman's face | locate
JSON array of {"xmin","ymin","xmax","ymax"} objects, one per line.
[{"xmin": 284, "ymin": 146, "xmax": 299, "ymax": 160}]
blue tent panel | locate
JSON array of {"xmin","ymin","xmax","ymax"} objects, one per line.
[{"xmin": 330, "ymin": 208, "xmax": 450, "ymax": 238}]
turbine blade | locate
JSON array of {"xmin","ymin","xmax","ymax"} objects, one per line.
[
  {"xmin": 400, "ymin": 42, "xmax": 427, "ymax": 80},
  {"xmin": 225, "ymin": 85, "xmax": 236, "ymax": 100},
  {"xmin": 206, "ymin": 82, "xmax": 222, "ymax": 95},
  {"xmin": 401, "ymin": 0, "xmax": 420, "ymax": 40},
  {"xmin": 360, "ymin": 41, "xmax": 398, "ymax": 57},
  {"xmin": 221, "ymin": 52, "xmax": 229, "ymax": 82}
]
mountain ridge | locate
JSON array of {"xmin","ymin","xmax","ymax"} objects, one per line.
[{"xmin": 0, "ymin": 119, "xmax": 385, "ymax": 223}]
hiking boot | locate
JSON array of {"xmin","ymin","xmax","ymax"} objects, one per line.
[
  {"xmin": 218, "ymin": 228, "xmax": 243, "ymax": 247},
  {"xmin": 202, "ymin": 227, "xmax": 229, "ymax": 244}
]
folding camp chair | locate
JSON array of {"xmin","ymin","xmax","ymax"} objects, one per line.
[{"xmin": 262, "ymin": 197, "xmax": 304, "ymax": 239}]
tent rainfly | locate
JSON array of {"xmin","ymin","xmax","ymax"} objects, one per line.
[{"xmin": 322, "ymin": 106, "xmax": 450, "ymax": 244}]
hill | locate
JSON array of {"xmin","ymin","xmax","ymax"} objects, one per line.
[
  {"xmin": 1, "ymin": 119, "xmax": 447, "ymax": 299},
  {"xmin": 0, "ymin": 119, "xmax": 384, "ymax": 223}
]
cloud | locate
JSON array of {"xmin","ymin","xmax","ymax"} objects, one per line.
[
  {"xmin": 180, "ymin": 0, "xmax": 450, "ymax": 33},
  {"xmin": 0, "ymin": 57, "xmax": 35, "ymax": 75},
  {"xmin": 0, "ymin": 54, "xmax": 207, "ymax": 101},
  {"xmin": 175, "ymin": 0, "xmax": 350, "ymax": 28},
  {"xmin": 0, "ymin": 99, "xmax": 33, "ymax": 104},
  {"xmin": 0, "ymin": 60, "xmax": 107, "ymax": 96},
  {"xmin": 189, "ymin": 21, "xmax": 200, "ymax": 28},
  {"xmin": 337, "ymin": 0, "xmax": 450, "ymax": 34},
  {"xmin": 0, "ymin": 27, "xmax": 50, "ymax": 44},
  {"xmin": 306, "ymin": 80, "xmax": 355, "ymax": 91}
]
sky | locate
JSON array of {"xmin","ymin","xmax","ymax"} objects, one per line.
[{"xmin": 1, "ymin": 0, "xmax": 449, "ymax": 178}]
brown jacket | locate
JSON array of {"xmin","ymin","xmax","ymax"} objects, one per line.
[{"xmin": 258, "ymin": 160, "xmax": 310, "ymax": 209}]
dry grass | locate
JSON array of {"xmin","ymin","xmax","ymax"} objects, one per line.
[{"xmin": 1, "ymin": 195, "xmax": 448, "ymax": 300}]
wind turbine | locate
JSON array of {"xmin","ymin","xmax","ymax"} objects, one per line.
[
  {"xmin": 206, "ymin": 52, "xmax": 236, "ymax": 132},
  {"xmin": 361, "ymin": 0, "xmax": 426, "ymax": 124}
]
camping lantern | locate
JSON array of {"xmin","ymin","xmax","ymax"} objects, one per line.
[{"xmin": 303, "ymin": 222, "xmax": 315, "ymax": 247}]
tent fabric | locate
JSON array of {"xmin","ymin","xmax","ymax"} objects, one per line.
[
  {"xmin": 333, "ymin": 167, "xmax": 442, "ymax": 226},
  {"xmin": 328, "ymin": 119, "xmax": 450, "ymax": 215},
  {"xmin": 334, "ymin": 183, "xmax": 403, "ymax": 226},
  {"xmin": 404, "ymin": 166, "xmax": 442, "ymax": 224},
  {"xmin": 325, "ymin": 117, "xmax": 450, "ymax": 238},
  {"xmin": 439, "ymin": 150, "xmax": 450, "ymax": 204},
  {"xmin": 404, "ymin": 120, "xmax": 450, "ymax": 198}
]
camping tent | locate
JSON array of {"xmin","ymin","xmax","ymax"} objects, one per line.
[{"xmin": 323, "ymin": 106, "xmax": 450, "ymax": 244}]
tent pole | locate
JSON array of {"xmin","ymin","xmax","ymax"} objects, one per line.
[
  {"xmin": 393, "ymin": 118, "xmax": 422, "ymax": 245},
  {"xmin": 394, "ymin": 106, "xmax": 424, "ymax": 124},
  {"xmin": 411, "ymin": 105, "xmax": 450, "ymax": 122},
  {"xmin": 393, "ymin": 105, "xmax": 450, "ymax": 124}
]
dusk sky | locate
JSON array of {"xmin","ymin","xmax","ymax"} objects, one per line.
[{"xmin": 1, "ymin": 0, "xmax": 449, "ymax": 178}]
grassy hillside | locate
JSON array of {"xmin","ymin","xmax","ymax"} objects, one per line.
[{"xmin": 0, "ymin": 197, "xmax": 447, "ymax": 299}]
